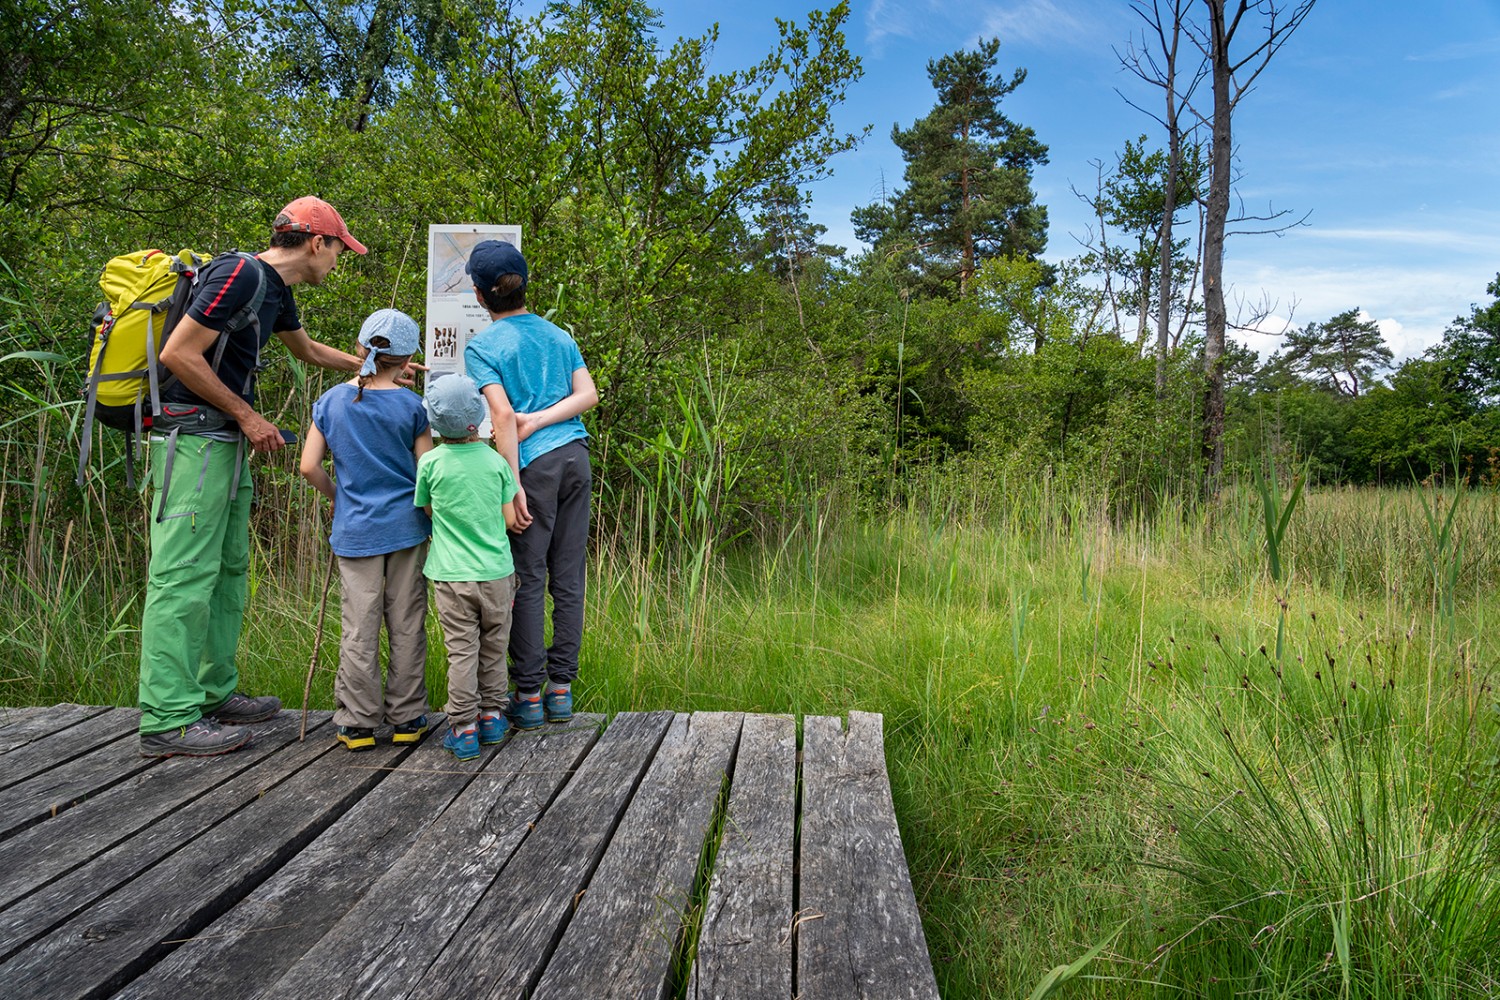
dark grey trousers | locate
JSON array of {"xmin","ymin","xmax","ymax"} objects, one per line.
[{"xmin": 509, "ymin": 439, "xmax": 591, "ymax": 692}]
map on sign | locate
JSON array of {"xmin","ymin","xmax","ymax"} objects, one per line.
[{"xmin": 429, "ymin": 228, "xmax": 518, "ymax": 294}]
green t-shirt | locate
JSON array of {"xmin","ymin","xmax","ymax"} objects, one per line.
[{"xmin": 414, "ymin": 441, "xmax": 518, "ymax": 582}]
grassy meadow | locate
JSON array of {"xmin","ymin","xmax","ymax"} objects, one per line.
[{"xmin": 2, "ymin": 469, "xmax": 1497, "ymax": 998}]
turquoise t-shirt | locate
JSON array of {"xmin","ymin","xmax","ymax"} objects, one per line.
[
  {"xmin": 464, "ymin": 312, "xmax": 588, "ymax": 469},
  {"xmin": 414, "ymin": 441, "xmax": 518, "ymax": 582}
]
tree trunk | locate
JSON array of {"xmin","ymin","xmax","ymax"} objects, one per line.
[
  {"xmin": 1155, "ymin": 9, "xmax": 1185, "ymax": 398},
  {"xmin": 1200, "ymin": 0, "xmax": 1233, "ymax": 500}
]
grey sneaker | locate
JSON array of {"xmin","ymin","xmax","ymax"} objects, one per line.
[
  {"xmin": 140, "ymin": 719, "xmax": 251, "ymax": 758},
  {"xmin": 208, "ymin": 692, "xmax": 281, "ymax": 724}
]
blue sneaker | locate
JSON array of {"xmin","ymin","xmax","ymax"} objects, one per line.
[
  {"xmin": 506, "ymin": 693, "xmax": 544, "ymax": 731},
  {"xmin": 478, "ymin": 711, "xmax": 509, "ymax": 745},
  {"xmin": 442, "ymin": 725, "xmax": 480, "ymax": 761},
  {"xmin": 543, "ymin": 687, "xmax": 573, "ymax": 723}
]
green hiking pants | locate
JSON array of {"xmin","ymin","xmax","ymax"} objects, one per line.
[{"xmin": 137, "ymin": 434, "xmax": 251, "ymax": 735}]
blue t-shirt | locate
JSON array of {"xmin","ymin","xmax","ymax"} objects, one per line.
[
  {"xmin": 464, "ymin": 312, "xmax": 588, "ymax": 469},
  {"xmin": 311, "ymin": 383, "xmax": 432, "ymax": 558}
]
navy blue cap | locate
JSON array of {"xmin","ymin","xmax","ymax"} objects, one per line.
[{"xmin": 466, "ymin": 240, "xmax": 527, "ymax": 292}]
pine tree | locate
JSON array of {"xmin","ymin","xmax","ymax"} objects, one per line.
[{"xmin": 855, "ymin": 38, "xmax": 1048, "ymax": 297}]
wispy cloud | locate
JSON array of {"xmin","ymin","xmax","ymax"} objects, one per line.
[
  {"xmin": 1298, "ymin": 226, "xmax": 1500, "ymax": 255},
  {"xmin": 978, "ymin": 0, "xmax": 1094, "ymax": 48},
  {"xmin": 864, "ymin": 0, "xmax": 920, "ymax": 53},
  {"xmin": 1404, "ymin": 35, "xmax": 1500, "ymax": 62},
  {"xmin": 865, "ymin": 0, "xmax": 1124, "ymax": 55}
]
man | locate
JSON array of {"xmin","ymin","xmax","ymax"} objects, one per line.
[
  {"xmin": 463, "ymin": 241, "xmax": 598, "ymax": 730},
  {"xmin": 138, "ymin": 196, "xmax": 368, "ymax": 757}
]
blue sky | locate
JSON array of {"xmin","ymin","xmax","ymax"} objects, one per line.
[{"xmin": 646, "ymin": 0, "xmax": 1500, "ymax": 361}]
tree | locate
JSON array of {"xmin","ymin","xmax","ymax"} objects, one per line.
[
  {"xmin": 1272, "ymin": 307, "xmax": 1392, "ymax": 397},
  {"xmin": 854, "ymin": 38, "xmax": 1048, "ymax": 297},
  {"xmin": 1435, "ymin": 272, "xmax": 1500, "ymax": 409},
  {"xmin": 1119, "ymin": 0, "xmax": 1208, "ymax": 395},
  {"xmin": 1194, "ymin": 0, "xmax": 1316, "ymax": 493},
  {"xmin": 0, "ymin": 0, "xmax": 243, "ymax": 256},
  {"xmin": 1080, "ymin": 137, "xmax": 1201, "ymax": 348},
  {"xmin": 263, "ymin": 0, "xmax": 482, "ymax": 133}
]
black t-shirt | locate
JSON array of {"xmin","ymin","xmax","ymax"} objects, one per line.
[{"xmin": 162, "ymin": 254, "xmax": 300, "ymax": 414}]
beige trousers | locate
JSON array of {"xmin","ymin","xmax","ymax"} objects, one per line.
[
  {"xmin": 433, "ymin": 574, "xmax": 517, "ymax": 728},
  {"xmin": 334, "ymin": 544, "xmax": 429, "ymax": 728}
]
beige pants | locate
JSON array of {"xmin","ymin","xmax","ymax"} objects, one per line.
[
  {"xmin": 433, "ymin": 574, "xmax": 517, "ymax": 728},
  {"xmin": 334, "ymin": 544, "xmax": 429, "ymax": 728}
]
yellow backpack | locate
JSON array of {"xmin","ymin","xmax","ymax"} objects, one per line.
[{"xmin": 75, "ymin": 249, "xmax": 264, "ymax": 487}]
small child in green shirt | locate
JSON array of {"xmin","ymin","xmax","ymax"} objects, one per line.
[{"xmin": 415, "ymin": 374, "xmax": 519, "ymax": 760}]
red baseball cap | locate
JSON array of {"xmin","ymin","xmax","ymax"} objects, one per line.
[{"xmin": 273, "ymin": 196, "xmax": 368, "ymax": 255}]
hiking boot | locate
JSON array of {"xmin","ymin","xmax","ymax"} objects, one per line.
[
  {"xmin": 478, "ymin": 710, "xmax": 509, "ymax": 745},
  {"xmin": 543, "ymin": 687, "xmax": 573, "ymax": 724},
  {"xmin": 443, "ymin": 725, "xmax": 480, "ymax": 761},
  {"xmin": 208, "ymin": 692, "xmax": 281, "ymax": 724},
  {"xmin": 392, "ymin": 716, "xmax": 429, "ymax": 744},
  {"xmin": 140, "ymin": 719, "xmax": 251, "ymax": 758},
  {"xmin": 337, "ymin": 725, "xmax": 375, "ymax": 751},
  {"xmin": 506, "ymin": 693, "xmax": 544, "ymax": 731}
]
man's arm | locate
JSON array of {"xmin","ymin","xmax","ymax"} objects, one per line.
[
  {"xmin": 160, "ymin": 315, "xmax": 286, "ymax": 452},
  {"xmin": 480, "ymin": 382, "xmax": 531, "ymax": 530},
  {"xmin": 276, "ymin": 326, "xmax": 361, "ymax": 373},
  {"xmin": 514, "ymin": 367, "xmax": 599, "ymax": 442}
]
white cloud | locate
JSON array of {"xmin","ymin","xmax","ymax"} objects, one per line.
[
  {"xmin": 864, "ymin": 0, "xmax": 920, "ymax": 52},
  {"xmin": 1300, "ymin": 225, "xmax": 1500, "ymax": 255},
  {"xmin": 977, "ymin": 0, "xmax": 1093, "ymax": 48},
  {"xmin": 1404, "ymin": 36, "xmax": 1500, "ymax": 62},
  {"xmin": 865, "ymin": 0, "xmax": 1124, "ymax": 54}
]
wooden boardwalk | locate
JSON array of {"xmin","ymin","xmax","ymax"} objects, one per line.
[{"xmin": 0, "ymin": 705, "xmax": 940, "ymax": 1000}]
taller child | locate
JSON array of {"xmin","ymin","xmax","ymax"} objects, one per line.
[
  {"xmin": 138, "ymin": 197, "xmax": 370, "ymax": 758},
  {"xmin": 463, "ymin": 241, "xmax": 598, "ymax": 728}
]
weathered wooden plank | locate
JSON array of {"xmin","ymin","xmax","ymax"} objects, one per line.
[
  {"xmin": 798, "ymin": 712, "xmax": 939, "ymax": 1000},
  {"xmin": 259, "ymin": 715, "xmax": 606, "ymax": 1000},
  {"xmin": 0, "ymin": 705, "xmax": 108, "ymax": 754},
  {"xmin": 109, "ymin": 714, "xmax": 491, "ymax": 1000},
  {"xmin": 532, "ymin": 711, "xmax": 744, "ymax": 1000},
  {"xmin": 0, "ymin": 708, "xmax": 140, "ymax": 793},
  {"xmin": 404, "ymin": 710, "xmax": 677, "ymax": 1000},
  {"xmin": 0, "ymin": 725, "xmax": 161, "ymax": 843},
  {"xmin": 0, "ymin": 711, "xmax": 373, "ymax": 999},
  {"xmin": 0, "ymin": 712, "xmax": 332, "ymax": 913},
  {"xmin": 689, "ymin": 713, "xmax": 797, "ymax": 1000}
]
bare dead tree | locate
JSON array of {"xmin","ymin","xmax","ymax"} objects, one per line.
[
  {"xmin": 1120, "ymin": 0, "xmax": 1316, "ymax": 496},
  {"xmin": 1118, "ymin": 0, "xmax": 1206, "ymax": 397},
  {"xmin": 1192, "ymin": 0, "xmax": 1316, "ymax": 497}
]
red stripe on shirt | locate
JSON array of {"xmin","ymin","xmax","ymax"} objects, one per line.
[{"xmin": 202, "ymin": 257, "xmax": 247, "ymax": 317}]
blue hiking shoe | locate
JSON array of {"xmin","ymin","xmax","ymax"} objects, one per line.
[
  {"xmin": 443, "ymin": 725, "xmax": 480, "ymax": 761},
  {"xmin": 506, "ymin": 693, "xmax": 544, "ymax": 731},
  {"xmin": 478, "ymin": 710, "xmax": 509, "ymax": 745},
  {"xmin": 392, "ymin": 715, "xmax": 429, "ymax": 744},
  {"xmin": 543, "ymin": 687, "xmax": 573, "ymax": 723}
]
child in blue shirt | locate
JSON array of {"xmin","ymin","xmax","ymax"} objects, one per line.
[
  {"xmin": 463, "ymin": 241, "xmax": 598, "ymax": 730},
  {"xmin": 299, "ymin": 309, "xmax": 433, "ymax": 751}
]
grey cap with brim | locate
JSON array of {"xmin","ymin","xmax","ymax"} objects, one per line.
[{"xmin": 424, "ymin": 373, "xmax": 487, "ymax": 439}]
